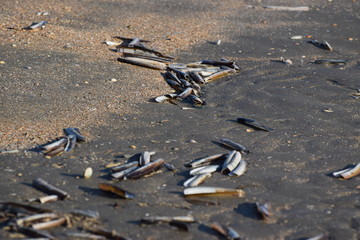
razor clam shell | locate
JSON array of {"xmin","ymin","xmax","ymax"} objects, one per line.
[
  {"xmin": 340, "ymin": 162, "xmax": 360, "ymax": 180},
  {"xmin": 167, "ymin": 67, "xmax": 189, "ymax": 79},
  {"xmin": 18, "ymin": 226, "xmax": 55, "ymax": 239},
  {"xmin": 183, "ymin": 173, "xmax": 212, "ymax": 187},
  {"xmin": 141, "ymin": 216, "xmax": 195, "ymax": 223},
  {"xmin": 310, "ymin": 40, "xmax": 332, "ymax": 51},
  {"xmin": 42, "ymin": 138, "xmax": 67, "ymax": 152},
  {"xmin": 32, "ymin": 178, "xmax": 69, "ymax": 200},
  {"xmin": 229, "ymin": 160, "xmax": 247, "ymax": 176},
  {"xmin": 190, "ymin": 165, "xmax": 220, "ymax": 175},
  {"xmin": 237, "ymin": 117, "xmax": 274, "ymax": 132},
  {"xmin": 332, "ymin": 167, "xmax": 352, "ymax": 177},
  {"xmin": 117, "ymin": 57, "xmax": 167, "ymax": 70},
  {"xmin": 26, "ymin": 21, "xmax": 48, "ymax": 30},
  {"xmin": 203, "ymin": 69, "xmax": 233, "ymax": 82},
  {"xmin": 164, "ymin": 163, "xmax": 176, "ymax": 171},
  {"xmin": 44, "ymin": 146, "xmax": 65, "ymax": 157},
  {"xmin": 221, "ymin": 150, "xmax": 240, "ymax": 173},
  {"xmin": 184, "ymin": 153, "xmax": 225, "ymax": 168},
  {"xmin": 177, "ymin": 87, "xmax": 193, "ymax": 99},
  {"xmin": 139, "ymin": 151, "xmax": 155, "ymax": 166},
  {"xmin": 39, "ymin": 195, "xmax": 59, "ymax": 204},
  {"xmin": 314, "ymin": 59, "xmax": 347, "ymax": 64},
  {"xmin": 66, "ymin": 232, "xmax": 106, "ymax": 240},
  {"xmin": 189, "ymin": 71, "xmax": 205, "ymax": 84},
  {"xmin": 184, "ymin": 186, "xmax": 245, "ymax": 197},
  {"xmin": 64, "ymin": 135, "xmax": 77, "ymax": 152},
  {"xmin": 263, "ymin": 5, "xmax": 310, "ymax": 11},
  {"xmin": 111, "ymin": 165, "xmax": 138, "ymax": 179},
  {"xmin": 220, "ymin": 138, "xmax": 249, "ymax": 154},
  {"xmin": 125, "ymin": 158, "xmax": 164, "ymax": 179},
  {"xmin": 111, "ymin": 161, "xmax": 139, "ymax": 173},
  {"xmin": 98, "ymin": 183, "xmax": 135, "ymax": 199},
  {"xmin": 32, "ymin": 217, "xmax": 66, "ymax": 230},
  {"xmin": 188, "ymin": 94, "xmax": 203, "ymax": 105},
  {"xmin": 64, "ymin": 127, "xmax": 86, "ymax": 142},
  {"xmin": 155, "ymin": 93, "xmax": 177, "ymax": 103},
  {"xmin": 210, "ymin": 222, "xmax": 227, "ymax": 236},
  {"xmin": 305, "ymin": 233, "xmax": 330, "ymax": 240},
  {"xmin": 200, "ymin": 60, "xmax": 239, "ymax": 70},
  {"xmin": 70, "ymin": 209, "xmax": 99, "ymax": 219},
  {"xmin": 226, "ymin": 226, "xmax": 241, "ymax": 240},
  {"xmin": 16, "ymin": 213, "xmax": 59, "ymax": 226},
  {"xmin": 256, "ymin": 202, "xmax": 272, "ymax": 220}
]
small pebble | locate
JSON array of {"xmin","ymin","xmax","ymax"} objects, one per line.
[
  {"xmin": 130, "ymin": 145, "xmax": 137, "ymax": 149},
  {"xmin": 83, "ymin": 167, "xmax": 93, "ymax": 179},
  {"xmin": 110, "ymin": 78, "xmax": 117, "ymax": 82},
  {"xmin": 348, "ymin": 37, "xmax": 353, "ymax": 41},
  {"xmin": 0, "ymin": 61, "xmax": 5, "ymax": 64}
]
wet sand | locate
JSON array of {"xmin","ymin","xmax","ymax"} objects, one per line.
[{"xmin": 1, "ymin": 0, "xmax": 360, "ymax": 239}]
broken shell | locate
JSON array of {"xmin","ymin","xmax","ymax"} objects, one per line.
[
  {"xmin": 32, "ymin": 217, "xmax": 66, "ymax": 230},
  {"xmin": 83, "ymin": 167, "xmax": 93, "ymax": 179}
]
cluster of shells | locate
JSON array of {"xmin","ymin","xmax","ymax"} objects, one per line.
[{"xmin": 105, "ymin": 37, "xmax": 240, "ymax": 106}]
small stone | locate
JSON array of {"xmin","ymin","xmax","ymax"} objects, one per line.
[
  {"xmin": 130, "ymin": 145, "xmax": 137, "ymax": 149},
  {"xmin": 83, "ymin": 167, "xmax": 93, "ymax": 179},
  {"xmin": 348, "ymin": 37, "xmax": 353, "ymax": 41},
  {"xmin": 189, "ymin": 139, "xmax": 197, "ymax": 143},
  {"xmin": 17, "ymin": 173, "xmax": 23, "ymax": 177},
  {"xmin": 246, "ymin": 128, "xmax": 254, "ymax": 132},
  {"xmin": 0, "ymin": 61, "xmax": 5, "ymax": 64},
  {"xmin": 110, "ymin": 78, "xmax": 117, "ymax": 82}
]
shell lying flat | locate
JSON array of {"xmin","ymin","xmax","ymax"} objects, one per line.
[
  {"xmin": 189, "ymin": 165, "xmax": 220, "ymax": 175},
  {"xmin": 183, "ymin": 186, "xmax": 245, "ymax": 197},
  {"xmin": 183, "ymin": 173, "xmax": 211, "ymax": 187},
  {"xmin": 98, "ymin": 183, "xmax": 135, "ymax": 199},
  {"xmin": 111, "ymin": 161, "xmax": 139, "ymax": 173},
  {"xmin": 141, "ymin": 216, "xmax": 195, "ymax": 223},
  {"xmin": 237, "ymin": 117, "xmax": 273, "ymax": 132},
  {"xmin": 184, "ymin": 154, "xmax": 224, "ymax": 168},
  {"xmin": 125, "ymin": 158, "xmax": 164, "ymax": 179},
  {"xmin": 111, "ymin": 165, "xmax": 138, "ymax": 179},
  {"xmin": 220, "ymin": 138, "xmax": 249, "ymax": 154}
]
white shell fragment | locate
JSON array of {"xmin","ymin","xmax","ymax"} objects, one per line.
[
  {"xmin": 184, "ymin": 154, "xmax": 224, "ymax": 168},
  {"xmin": 83, "ymin": 167, "xmax": 93, "ymax": 179}
]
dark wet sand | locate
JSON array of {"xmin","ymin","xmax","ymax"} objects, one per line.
[{"xmin": 1, "ymin": 0, "xmax": 360, "ymax": 239}]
